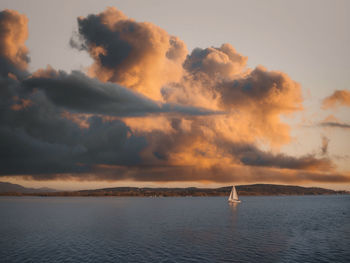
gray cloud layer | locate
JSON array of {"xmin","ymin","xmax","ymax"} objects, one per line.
[
  {"xmin": 1, "ymin": 74, "xmax": 148, "ymax": 175},
  {"xmin": 24, "ymin": 70, "xmax": 219, "ymax": 117}
]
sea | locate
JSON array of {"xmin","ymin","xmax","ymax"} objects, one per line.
[{"xmin": 0, "ymin": 195, "xmax": 349, "ymax": 263}]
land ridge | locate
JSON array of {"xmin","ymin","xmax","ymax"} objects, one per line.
[{"xmin": 0, "ymin": 182, "xmax": 348, "ymax": 196}]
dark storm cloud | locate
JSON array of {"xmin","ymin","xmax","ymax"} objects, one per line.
[
  {"xmin": 220, "ymin": 141, "xmax": 333, "ymax": 171},
  {"xmin": 24, "ymin": 70, "xmax": 218, "ymax": 117},
  {"xmin": 0, "ymin": 118, "xmax": 147, "ymax": 176},
  {"xmin": 0, "ymin": 57, "xmax": 27, "ymax": 78},
  {"xmin": 71, "ymin": 12, "xmax": 131, "ymax": 69},
  {"xmin": 0, "ymin": 74, "xmax": 148, "ymax": 176}
]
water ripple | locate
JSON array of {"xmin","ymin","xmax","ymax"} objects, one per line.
[{"xmin": 0, "ymin": 195, "xmax": 349, "ymax": 263}]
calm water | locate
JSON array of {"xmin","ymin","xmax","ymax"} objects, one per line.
[{"xmin": 0, "ymin": 195, "xmax": 349, "ymax": 263}]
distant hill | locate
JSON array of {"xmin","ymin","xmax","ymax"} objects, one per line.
[
  {"xmin": 0, "ymin": 182, "xmax": 56, "ymax": 194},
  {"xmin": 236, "ymin": 184, "xmax": 348, "ymax": 196},
  {"xmin": 0, "ymin": 182, "xmax": 348, "ymax": 196},
  {"xmin": 72, "ymin": 184, "xmax": 348, "ymax": 196},
  {"xmin": 0, "ymin": 183, "xmax": 344, "ymax": 197}
]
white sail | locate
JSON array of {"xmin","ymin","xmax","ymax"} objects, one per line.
[
  {"xmin": 232, "ymin": 186, "xmax": 238, "ymax": 200},
  {"xmin": 228, "ymin": 190, "xmax": 233, "ymax": 201},
  {"xmin": 228, "ymin": 186, "xmax": 241, "ymax": 203}
]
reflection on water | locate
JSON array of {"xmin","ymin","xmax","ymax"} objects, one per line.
[
  {"xmin": 228, "ymin": 201, "xmax": 239, "ymax": 227},
  {"xmin": 228, "ymin": 201, "xmax": 239, "ymax": 211},
  {"xmin": 0, "ymin": 195, "xmax": 349, "ymax": 263}
]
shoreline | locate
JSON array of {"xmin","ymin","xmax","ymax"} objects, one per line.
[{"xmin": 1, "ymin": 183, "xmax": 349, "ymax": 197}]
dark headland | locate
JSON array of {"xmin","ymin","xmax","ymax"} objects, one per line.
[{"xmin": 0, "ymin": 182, "xmax": 348, "ymax": 196}]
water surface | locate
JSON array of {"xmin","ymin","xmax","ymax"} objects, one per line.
[{"xmin": 0, "ymin": 195, "xmax": 349, "ymax": 262}]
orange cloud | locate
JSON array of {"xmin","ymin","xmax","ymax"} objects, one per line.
[
  {"xmin": 29, "ymin": 164, "xmax": 349, "ymax": 185},
  {"xmin": 61, "ymin": 111, "xmax": 92, "ymax": 129},
  {"xmin": 217, "ymin": 66, "xmax": 303, "ymax": 146},
  {"xmin": 163, "ymin": 61, "xmax": 303, "ymax": 147},
  {"xmin": 0, "ymin": 9, "xmax": 29, "ymax": 72},
  {"xmin": 31, "ymin": 65, "xmax": 59, "ymax": 78},
  {"xmin": 322, "ymin": 90, "xmax": 350, "ymax": 109},
  {"xmin": 73, "ymin": 8, "xmax": 303, "ymax": 147},
  {"xmin": 72, "ymin": 7, "xmax": 187, "ymax": 100},
  {"xmin": 10, "ymin": 96, "xmax": 32, "ymax": 111}
]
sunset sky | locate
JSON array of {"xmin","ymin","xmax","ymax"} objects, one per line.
[{"xmin": 1, "ymin": 0, "xmax": 349, "ymax": 190}]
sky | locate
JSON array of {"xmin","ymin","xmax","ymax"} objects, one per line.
[{"xmin": 0, "ymin": 0, "xmax": 349, "ymax": 190}]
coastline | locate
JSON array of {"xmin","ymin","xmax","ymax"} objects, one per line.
[{"xmin": 0, "ymin": 184, "xmax": 348, "ymax": 197}]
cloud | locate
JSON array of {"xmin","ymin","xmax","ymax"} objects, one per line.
[
  {"xmin": 319, "ymin": 115, "xmax": 350, "ymax": 129},
  {"xmin": 320, "ymin": 122, "xmax": 350, "ymax": 129},
  {"xmin": 0, "ymin": 73, "xmax": 149, "ymax": 176},
  {"xmin": 183, "ymin": 44, "xmax": 247, "ymax": 79},
  {"xmin": 163, "ymin": 52, "xmax": 303, "ymax": 146},
  {"xmin": 121, "ymin": 116, "xmax": 335, "ymax": 185},
  {"xmin": 217, "ymin": 139, "xmax": 333, "ymax": 171},
  {"xmin": 0, "ymin": 115, "xmax": 147, "ymax": 175},
  {"xmin": 0, "ymin": 68, "xmax": 218, "ymax": 177},
  {"xmin": 71, "ymin": 7, "xmax": 187, "ymax": 100},
  {"xmin": 0, "ymin": 9, "xmax": 217, "ymax": 177},
  {"xmin": 0, "ymin": 7, "xmax": 348, "ymax": 185},
  {"xmin": 72, "ymin": 8, "xmax": 303, "ymax": 146},
  {"xmin": 0, "ymin": 9, "xmax": 29, "ymax": 77},
  {"xmin": 217, "ymin": 66, "xmax": 302, "ymax": 112},
  {"xmin": 22, "ymin": 164, "xmax": 350, "ymax": 184},
  {"xmin": 24, "ymin": 68, "xmax": 219, "ymax": 117},
  {"xmin": 322, "ymin": 90, "xmax": 350, "ymax": 109}
]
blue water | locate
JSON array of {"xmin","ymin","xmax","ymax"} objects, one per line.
[{"xmin": 0, "ymin": 195, "xmax": 349, "ymax": 263}]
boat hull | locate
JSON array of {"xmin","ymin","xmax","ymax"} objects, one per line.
[{"xmin": 228, "ymin": 200, "xmax": 241, "ymax": 203}]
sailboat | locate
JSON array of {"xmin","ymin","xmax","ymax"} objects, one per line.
[{"xmin": 228, "ymin": 186, "xmax": 241, "ymax": 203}]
